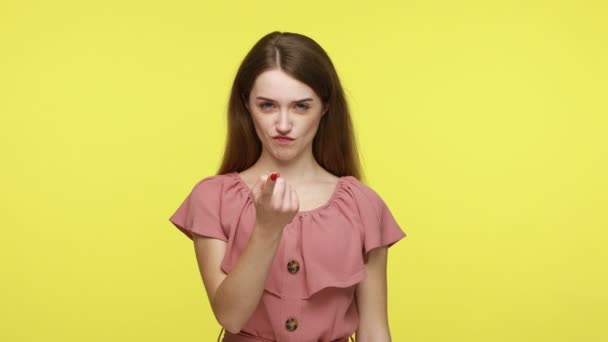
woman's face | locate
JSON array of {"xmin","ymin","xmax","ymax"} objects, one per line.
[{"xmin": 246, "ymin": 69, "xmax": 327, "ymax": 161}]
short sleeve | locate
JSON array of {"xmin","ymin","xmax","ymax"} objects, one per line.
[
  {"xmin": 354, "ymin": 183, "xmax": 407, "ymax": 260},
  {"xmin": 367, "ymin": 197, "xmax": 407, "ymax": 254},
  {"xmin": 168, "ymin": 177, "xmax": 228, "ymax": 242}
]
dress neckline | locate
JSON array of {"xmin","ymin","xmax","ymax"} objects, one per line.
[{"xmin": 228, "ymin": 171, "xmax": 347, "ymax": 216}]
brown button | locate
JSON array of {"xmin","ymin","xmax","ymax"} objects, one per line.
[
  {"xmin": 285, "ymin": 317, "xmax": 298, "ymax": 331},
  {"xmin": 287, "ymin": 260, "xmax": 300, "ymax": 274}
]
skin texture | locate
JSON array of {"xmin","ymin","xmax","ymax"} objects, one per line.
[{"xmin": 355, "ymin": 247, "xmax": 392, "ymax": 342}]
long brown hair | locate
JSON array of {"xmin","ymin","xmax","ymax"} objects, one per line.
[{"xmin": 216, "ymin": 31, "xmax": 365, "ymax": 182}]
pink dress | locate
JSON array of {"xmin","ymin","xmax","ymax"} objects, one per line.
[{"xmin": 169, "ymin": 172, "xmax": 407, "ymax": 342}]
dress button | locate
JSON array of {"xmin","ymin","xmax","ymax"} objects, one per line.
[
  {"xmin": 287, "ymin": 260, "xmax": 300, "ymax": 274},
  {"xmin": 285, "ymin": 317, "xmax": 298, "ymax": 331}
]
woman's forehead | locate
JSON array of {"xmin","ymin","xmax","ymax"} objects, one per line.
[{"xmin": 251, "ymin": 70, "xmax": 317, "ymax": 101}]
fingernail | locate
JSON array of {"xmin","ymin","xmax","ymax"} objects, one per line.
[{"xmin": 270, "ymin": 173, "xmax": 279, "ymax": 181}]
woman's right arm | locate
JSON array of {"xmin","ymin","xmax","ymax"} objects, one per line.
[
  {"xmin": 193, "ymin": 223, "xmax": 284, "ymax": 334},
  {"xmin": 194, "ymin": 173, "xmax": 297, "ymax": 334}
]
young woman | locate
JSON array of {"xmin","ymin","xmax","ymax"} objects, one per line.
[{"xmin": 169, "ymin": 31, "xmax": 407, "ymax": 342}]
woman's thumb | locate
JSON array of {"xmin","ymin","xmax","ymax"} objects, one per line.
[{"xmin": 252, "ymin": 174, "xmax": 265, "ymax": 195}]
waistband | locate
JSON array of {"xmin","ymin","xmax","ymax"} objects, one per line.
[{"xmin": 217, "ymin": 327, "xmax": 354, "ymax": 342}]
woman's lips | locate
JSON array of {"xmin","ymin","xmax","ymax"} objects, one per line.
[{"xmin": 273, "ymin": 137, "xmax": 294, "ymax": 144}]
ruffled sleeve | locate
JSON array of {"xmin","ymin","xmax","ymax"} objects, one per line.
[
  {"xmin": 349, "ymin": 179, "xmax": 407, "ymax": 262},
  {"xmin": 168, "ymin": 176, "xmax": 228, "ymax": 242},
  {"xmin": 168, "ymin": 173, "xmax": 258, "ymax": 282}
]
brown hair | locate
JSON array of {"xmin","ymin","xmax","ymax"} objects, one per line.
[{"xmin": 216, "ymin": 31, "xmax": 365, "ymax": 182}]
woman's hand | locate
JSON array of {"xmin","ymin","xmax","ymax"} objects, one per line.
[{"xmin": 251, "ymin": 172, "xmax": 299, "ymax": 234}]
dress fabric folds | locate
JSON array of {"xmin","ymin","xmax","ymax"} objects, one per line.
[{"xmin": 169, "ymin": 172, "xmax": 407, "ymax": 342}]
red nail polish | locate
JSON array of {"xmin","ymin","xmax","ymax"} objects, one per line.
[{"xmin": 270, "ymin": 173, "xmax": 279, "ymax": 181}]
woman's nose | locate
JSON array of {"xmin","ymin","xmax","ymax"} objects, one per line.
[{"xmin": 276, "ymin": 110, "xmax": 292, "ymax": 130}]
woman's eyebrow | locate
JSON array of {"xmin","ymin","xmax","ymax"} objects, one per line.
[{"xmin": 256, "ymin": 96, "xmax": 313, "ymax": 102}]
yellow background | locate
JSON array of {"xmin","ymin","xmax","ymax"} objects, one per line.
[{"xmin": 1, "ymin": 0, "xmax": 606, "ymax": 341}]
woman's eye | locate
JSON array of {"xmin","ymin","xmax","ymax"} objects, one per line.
[
  {"xmin": 259, "ymin": 102, "xmax": 273, "ymax": 110},
  {"xmin": 258, "ymin": 102, "xmax": 309, "ymax": 111}
]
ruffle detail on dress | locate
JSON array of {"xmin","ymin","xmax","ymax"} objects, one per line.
[
  {"xmin": 299, "ymin": 176, "xmax": 407, "ymax": 298},
  {"xmin": 299, "ymin": 176, "xmax": 367, "ymax": 298},
  {"xmin": 175, "ymin": 173, "xmax": 406, "ymax": 300}
]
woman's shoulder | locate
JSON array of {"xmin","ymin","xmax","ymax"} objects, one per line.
[
  {"xmin": 190, "ymin": 172, "xmax": 231, "ymax": 187},
  {"xmin": 172, "ymin": 172, "xmax": 251, "ymax": 217},
  {"xmin": 188, "ymin": 172, "xmax": 246, "ymax": 194},
  {"xmin": 337, "ymin": 175, "xmax": 387, "ymax": 209},
  {"xmin": 168, "ymin": 172, "xmax": 251, "ymax": 241}
]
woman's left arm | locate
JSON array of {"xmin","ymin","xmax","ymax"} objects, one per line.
[{"xmin": 354, "ymin": 247, "xmax": 392, "ymax": 342}]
